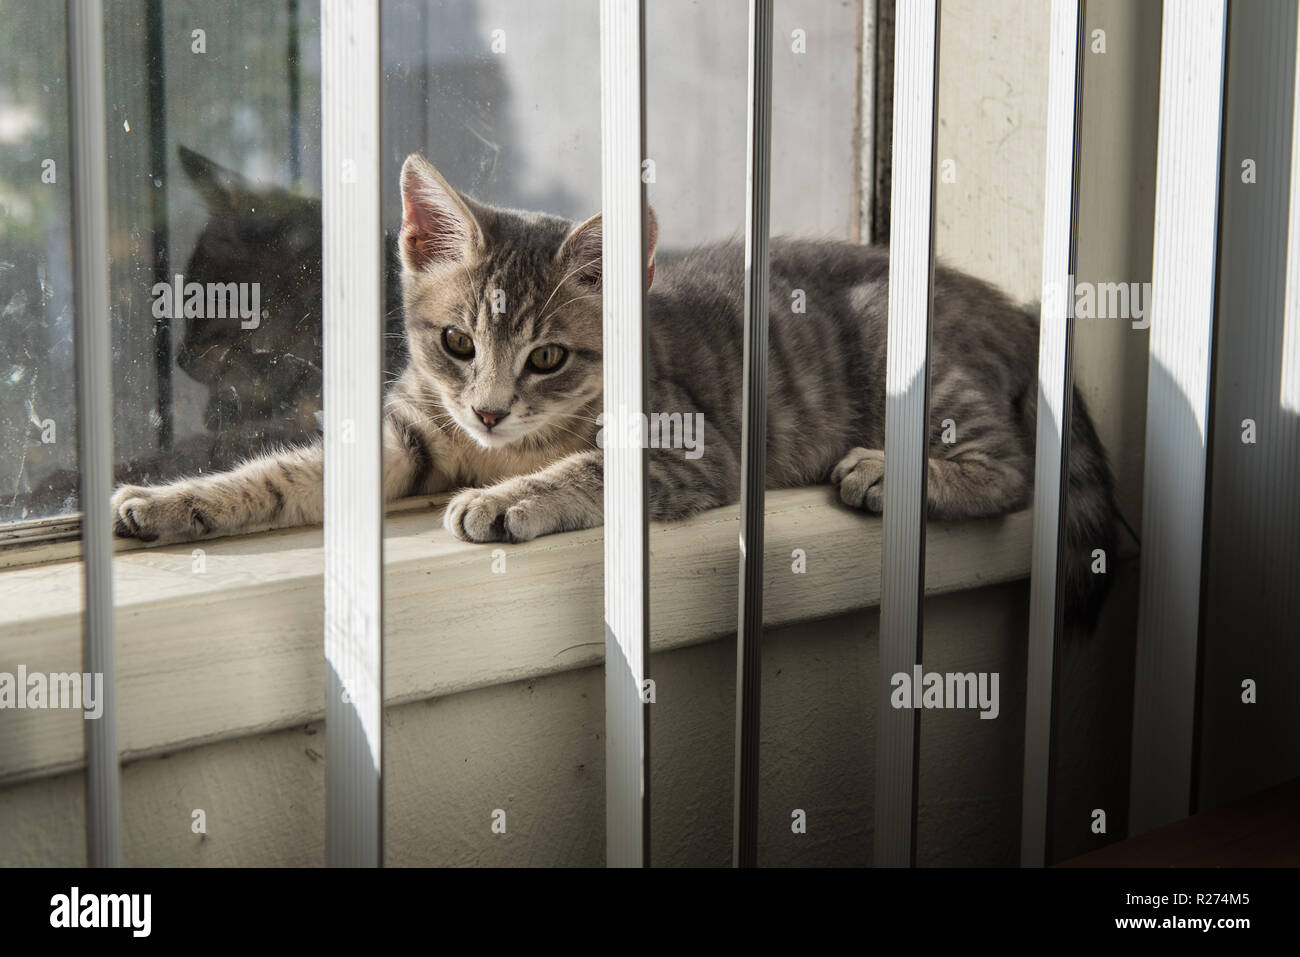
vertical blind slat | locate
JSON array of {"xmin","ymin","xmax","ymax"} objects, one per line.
[
  {"xmin": 66, "ymin": 0, "xmax": 120, "ymax": 869},
  {"xmin": 1129, "ymin": 0, "xmax": 1228, "ymax": 836},
  {"xmin": 732, "ymin": 0, "xmax": 774, "ymax": 870},
  {"xmin": 1287, "ymin": 11, "xmax": 1300, "ymax": 422},
  {"xmin": 875, "ymin": 0, "xmax": 939, "ymax": 869},
  {"xmin": 600, "ymin": 0, "xmax": 651, "ymax": 869},
  {"xmin": 321, "ymin": 0, "xmax": 384, "ymax": 868},
  {"xmin": 1021, "ymin": 0, "xmax": 1084, "ymax": 868}
]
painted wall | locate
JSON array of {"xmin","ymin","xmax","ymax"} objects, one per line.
[{"xmin": 0, "ymin": 583, "xmax": 1045, "ymax": 867}]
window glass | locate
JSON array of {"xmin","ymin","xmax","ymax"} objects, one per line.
[
  {"xmin": 0, "ymin": 0, "xmax": 75, "ymax": 521},
  {"xmin": 0, "ymin": 0, "xmax": 323, "ymax": 523}
]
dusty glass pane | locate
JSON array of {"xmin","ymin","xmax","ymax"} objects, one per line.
[
  {"xmin": 0, "ymin": 0, "xmax": 328, "ymax": 524},
  {"xmin": 108, "ymin": 0, "xmax": 326, "ymax": 498},
  {"xmin": 0, "ymin": 0, "xmax": 75, "ymax": 521}
]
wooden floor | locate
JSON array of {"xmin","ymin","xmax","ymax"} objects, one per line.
[{"xmin": 1061, "ymin": 778, "xmax": 1300, "ymax": 867}]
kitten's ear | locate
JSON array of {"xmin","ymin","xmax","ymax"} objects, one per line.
[
  {"xmin": 399, "ymin": 154, "xmax": 483, "ymax": 271},
  {"xmin": 178, "ymin": 145, "xmax": 254, "ymax": 211},
  {"xmin": 558, "ymin": 205, "xmax": 660, "ymax": 290}
]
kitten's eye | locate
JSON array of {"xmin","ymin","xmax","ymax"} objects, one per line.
[
  {"xmin": 442, "ymin": 328, "xmax": 475, "ymax": 359},
  {"xmin": 527, "ymin": 344, "xmax": 568, "ymax": 373}
]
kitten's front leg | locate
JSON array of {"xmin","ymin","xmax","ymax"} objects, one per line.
[
  {"xmin": 112, "ymin": 442, "xmax": 326, "ymax": 541},
  {"xmin": 444, "ymin": 445, "xmax": 732, "ymax": 543},
  {"xmin": 444, "ymin": 450, "xmax": 604, "ymax": 543},
  {"xmin": 113, "ymin": 410, "xmax": 444, "ymax": 542}
]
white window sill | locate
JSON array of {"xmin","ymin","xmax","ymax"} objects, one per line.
[{"xmin": 0, "ymin": 488, "xmax": 1033, "ymax": 785}]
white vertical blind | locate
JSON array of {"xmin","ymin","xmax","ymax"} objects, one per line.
[
  {"xmin": 732, "ymin": 0, "xmax": 774, "ymax": 870},
  {"xmin": 321, "ymin": 0, "xmax": 385, "ymax": 868},
  {"xmin": 66, "ymin": 0, "xmax": 120, "ymax": 869},
  {"xmin": 600, "ymin": 0, "xmax": 651, "ymax": 869},
  {"xmin": 1021, "ymin": 0, "xmax": 1084, "ymax": 868},
  {"xmin": 1129, "ymin": 0, "xmax": 1227, "ymax": 836},
  {"xmin": 876, "ymin": 0, "xmax": 939, "ymax": 869}
]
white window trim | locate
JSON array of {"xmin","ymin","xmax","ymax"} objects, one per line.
[{"xmin": 0, "ymin": 489, "xmax": 1037, "ymax": 787}]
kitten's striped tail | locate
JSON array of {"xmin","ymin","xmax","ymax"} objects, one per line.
[
  {"xmin": 1056, "ymin": 389, "xmax": 1119, "ymax": 633},
  {"xmin": 1023, "ymin": 386, "xmax": 1119, "ymax": 634}
]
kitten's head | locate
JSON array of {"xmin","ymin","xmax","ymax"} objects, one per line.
[{"xmin": 398, "ymin": 153, "xmax": 657, "ymax": 450}]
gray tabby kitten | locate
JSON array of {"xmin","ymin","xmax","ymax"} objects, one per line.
[{"xmin": 113, "ymin": 153, "xmax": 1117, "ymax": 626}]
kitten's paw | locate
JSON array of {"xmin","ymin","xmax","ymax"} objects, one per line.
[
  {"xmin": 833, "ymin": 447, "xmax": 886, "ymax": 513},
  {"xmin": 443, "ymin": 485, "xmax": 552, "ymax": 544},
  {"xmin": 112, "ymin": 485, "xmax": 210, "ymax": 542}
]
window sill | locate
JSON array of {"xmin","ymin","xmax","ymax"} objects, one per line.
[{"xmin": 0, "ymin": 488, "xmax": 1033, "ymax": 785}]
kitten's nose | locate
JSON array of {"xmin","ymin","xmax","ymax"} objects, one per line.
[{"xmin": 473, "ymin": 407, "xmax": 509, "ymax": 429}]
